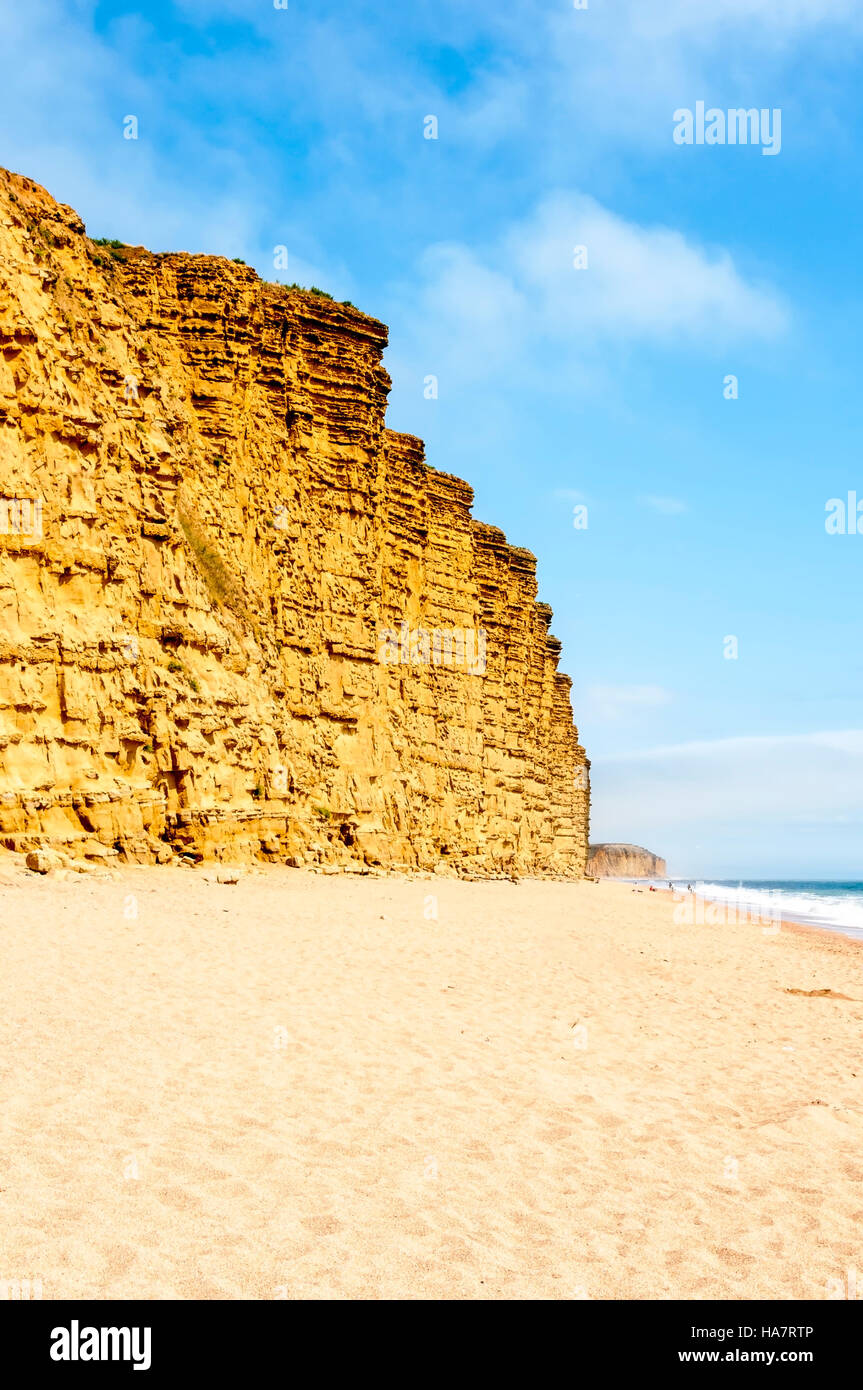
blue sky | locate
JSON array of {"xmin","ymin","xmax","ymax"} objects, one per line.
[{"xmin": 3, "ymin": 0, "xmax": 863, "ymax": 877}]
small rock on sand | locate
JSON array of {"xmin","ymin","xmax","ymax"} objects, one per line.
[{"xmin": 25, "ymin": 849, "xmax": 65, "ymax": 874}]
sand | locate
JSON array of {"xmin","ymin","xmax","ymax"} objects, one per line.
[{"xmin": 1, "ymin": 862, "xmax": 861, "ymax": 1301}]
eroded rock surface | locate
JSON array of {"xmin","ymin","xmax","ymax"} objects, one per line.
[{"xmin": 0, "ymin": 169, "xmax": 590, "ymax": 873}]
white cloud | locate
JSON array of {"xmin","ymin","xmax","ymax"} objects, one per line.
[
  {"xmin": 506, "ymin": 194, "xmax": 787, "ymax": 342},
  {"xmin": 590, "ymin": 730, "xmax": 863, "ymax": 875},
  {"xmin": 641, "ymin": 495, "xmax": 689, "ymax": 515},
  {"xmin": 391, "ymin": 193, "xmax": 788, "ymax": 390},
  {"xmin": 625, "ymin": 0, "xmax": 861, "ymax": 40},
  {"xmin": 601, "ymin": 730, "xmax": 863, "ymax": 763},
  {"xmin": 542, "ymin": 0, "xmax": 863, "ymax": 164}
]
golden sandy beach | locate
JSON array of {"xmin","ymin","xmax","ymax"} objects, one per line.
[{"xmin": 1, "ymin": 861, "xmax": 861, "ymax": 1301}]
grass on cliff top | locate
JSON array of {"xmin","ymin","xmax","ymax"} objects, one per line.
[
  {"xmin": 273, "ymin": 281, "xmax": 355, "ymax": 308},
  {"xmin": 274, "ymin": 282, "xmax": 333, "ymax": 300},
  {"xmin": 83, "ymin": 240, "xmax": 356, "ymax": 306}
]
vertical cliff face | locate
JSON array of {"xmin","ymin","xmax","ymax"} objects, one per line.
[
  {"xmin": 587, "ymin": 845, "xmax": 666, "ymax": 879},
  {"xmin": 0, "ymin": 168, "xmax": 590, "ymax": 874}
]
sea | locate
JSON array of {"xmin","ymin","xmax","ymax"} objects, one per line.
[{"xmin": 646, "ymin": 880, "xmax": 863, "ymax": 943}]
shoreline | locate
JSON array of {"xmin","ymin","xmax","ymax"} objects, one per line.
[{"xmin": 599, "ymin": 878, "xmax": 863, "ymax": 953}]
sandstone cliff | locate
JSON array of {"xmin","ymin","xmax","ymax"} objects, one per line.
[
  {"xmin": 587, "ymin": 844, "xmax": 666, "ymax": 879},
  {"xmin": 0, "ymin": 169, "xmax": 589, "ymax": 874}
]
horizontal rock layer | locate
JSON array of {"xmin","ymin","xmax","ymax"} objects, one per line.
[{"xmin": 0, "ymin": 168, "xmax": 590, "ymax": 873}]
